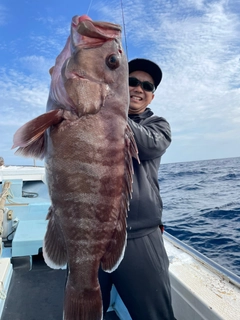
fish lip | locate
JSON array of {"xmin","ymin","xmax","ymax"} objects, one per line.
[{"xmin": 76, "ymin": 18, "xmax": 122, "ymax": 39}]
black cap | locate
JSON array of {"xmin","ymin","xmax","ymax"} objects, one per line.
[{"xmin": 128, "ymin": 58, "xmax": 162, "ymax": 89}]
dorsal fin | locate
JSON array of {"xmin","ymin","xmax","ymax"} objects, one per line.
[{"xmin": 101, "ymin": 124, "xmax": 139, "ymax": 272}]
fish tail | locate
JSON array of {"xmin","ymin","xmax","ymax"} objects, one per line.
[
  {"xmin": 43, "ymin": 206, "xmax": 67, "ymax": 269},
  {"xmin": 63, "ymin": 281, "xmax": 103, "ymax": 320}
]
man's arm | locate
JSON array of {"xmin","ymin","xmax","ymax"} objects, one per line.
[{"xmin": 128, "ymin": 116, "xmax": 171, "ymax": 161}]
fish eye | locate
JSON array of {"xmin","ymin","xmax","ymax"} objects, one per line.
[{"xmin": 106, "ymin": 54, "xmax": 119, "ymax": 69}]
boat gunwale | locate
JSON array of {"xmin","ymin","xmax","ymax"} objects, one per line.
[{"xmin": 163, "ymin": 231, "xmax": 240, "ymax": 290}]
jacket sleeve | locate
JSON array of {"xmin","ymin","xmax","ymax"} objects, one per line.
[{"xmin": 128, "ymin": 116, "xmax": 171, "ymax": 161}]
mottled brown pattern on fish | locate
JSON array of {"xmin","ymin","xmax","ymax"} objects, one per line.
[{"xmin": 12, "ymin": 15, "xmax": 139, "ymax": 320}]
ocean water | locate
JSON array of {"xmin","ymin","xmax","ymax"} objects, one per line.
[{"xmin": 159, "ymin": 157, "xmax": 240, "ymax": 277}]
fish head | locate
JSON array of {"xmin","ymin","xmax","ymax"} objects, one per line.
[{"xmin": 48, "ymin": 15, "xmax": 129, "ymax": 117}]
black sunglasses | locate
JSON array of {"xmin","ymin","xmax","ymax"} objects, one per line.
[{"xmin": 129, "ymin": 77, "xmax": 155, "ymax": 92}]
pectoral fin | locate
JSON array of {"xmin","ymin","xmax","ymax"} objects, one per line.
[{"xmin": 12, "ymin": 109, "xmax": 64, "ymax": 159}]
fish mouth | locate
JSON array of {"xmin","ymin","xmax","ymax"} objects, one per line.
[
  {"xmin": 74, "ymin": 15, "xmax": 122, "ymax": 40},
  {"xmin": 71, "ymin": 15, "xmax": 122, "ymax": 48}
]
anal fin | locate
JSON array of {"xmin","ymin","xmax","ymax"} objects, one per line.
[
  {"xmin": 43, "ymin": 206, "xmax": 67, "ymax": 269},
  {"xmin": 101, "ymin": 208, "xmax": 127, "ymax": 273}
]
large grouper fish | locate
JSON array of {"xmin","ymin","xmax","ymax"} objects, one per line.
[{"xmin": 12, "ymin": 14, "xmax": 139, "ymax": 320}]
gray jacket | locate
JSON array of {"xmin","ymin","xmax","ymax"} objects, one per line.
[{"xmin": 127, "ymin": 108, "xmax": 171, "ymax": 238}]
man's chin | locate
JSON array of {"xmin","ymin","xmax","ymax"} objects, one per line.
[{"xmin": 129, "ymin": 105, "xmax": 145, "ymax": 114}]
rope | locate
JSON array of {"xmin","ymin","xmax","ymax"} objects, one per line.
[
  {"xmin": 2, "ymin": 189, "xmax": 29, "ymax": 206},
  {"xmin": 120, "ymin": 0, "xmax": 129, "ymax": 60},
  {"xmin": 0, "ymin": 281, "xmax": 6, "ymax": 300},
  {"xmin": 0, "ymin": 181, "xmax": 11, "ymax": 239}
]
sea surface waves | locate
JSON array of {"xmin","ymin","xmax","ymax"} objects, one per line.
[{"xmin": 159, "ymin": 157, "xmax": 240, "ymax": 277}]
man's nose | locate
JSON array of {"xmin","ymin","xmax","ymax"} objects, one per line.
[{"xmin": 134, "ymin": 85, "xmax": 143, "ymax": 92}]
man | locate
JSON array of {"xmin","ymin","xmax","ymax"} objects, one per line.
[
  {"xmin": 0, "ymin": 157, "xmax": 4, "ymax": 167},
  {"xmin": 99, "ymin": 58, "xmax": 174, "ymax": 320}
]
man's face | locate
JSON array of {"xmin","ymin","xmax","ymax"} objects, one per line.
[{"xmin": 128, "ymin": 70, "xmax": 155, "ymax": 114}]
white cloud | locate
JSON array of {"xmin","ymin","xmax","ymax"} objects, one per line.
[
  {"xmin": 0, "ymin": 68, "xmax": 49, "ymax": 124},
  {"xmin": 114, "ymin": 0, "xmax": 240, "ymax": 161},
  {"xmin": 19, "ymin": 55, "xmax": 54, "ymax": 76}
]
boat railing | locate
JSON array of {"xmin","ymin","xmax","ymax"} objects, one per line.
[{"xmin": 163, "ymin": 231, "xmax": 240, "ymax": 290}]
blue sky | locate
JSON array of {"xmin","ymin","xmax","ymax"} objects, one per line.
[{"xmin": 0, "ymin": 0, "xmax": 240, "ymax": 165}]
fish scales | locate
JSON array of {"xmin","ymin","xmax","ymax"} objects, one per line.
[{"xmin": 12, "ymin": 14, "xmax": 138, "ymax": 320}]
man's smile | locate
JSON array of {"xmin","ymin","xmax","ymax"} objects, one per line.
[{"xmin": 130, "ymin": 95, "xmax": 142, "ymax": 101}]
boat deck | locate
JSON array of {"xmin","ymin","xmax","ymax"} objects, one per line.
[
  {"xmin": 1, "ymin": 254, "xmax": 120, "ymax": 320},
  {"xmin": 1, "ymin": 254, "xmax": 66, "ymax": 320}
]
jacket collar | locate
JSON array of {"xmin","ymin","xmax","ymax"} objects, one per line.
[{"xmin": 128, "ymin": 108, "xmax": 153, "ymax": 122}]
